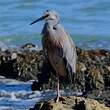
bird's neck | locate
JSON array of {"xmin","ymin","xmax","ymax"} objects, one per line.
[{"xmin": 42, "ymin": 20, "xmax": 59, "ymax": 35}]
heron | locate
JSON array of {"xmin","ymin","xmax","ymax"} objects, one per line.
[{"xmin": 30, "ymin": 10, "xmax": 76, "ymax": 102}]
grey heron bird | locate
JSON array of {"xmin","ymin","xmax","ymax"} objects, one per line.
[{"xmin": 30, "ymin": 10, "xmax": 76, "ymax": 102}]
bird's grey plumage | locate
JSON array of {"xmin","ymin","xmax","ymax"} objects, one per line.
[{"xmin": 41, "ymin": 10, "xmax": 76, "ymax": 83}]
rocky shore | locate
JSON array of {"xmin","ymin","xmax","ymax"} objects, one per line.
[
  {"xmin": 0, "ymin": 43, "xmax": 110, "ymax": 109},
  {"xmin": 29, "ymin": 96, "xmax": 110, "ymax": 110}
]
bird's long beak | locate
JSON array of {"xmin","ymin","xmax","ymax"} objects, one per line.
[{"xmin": 30, "ymin": 14, "xmax": 49, "ymax": 25}]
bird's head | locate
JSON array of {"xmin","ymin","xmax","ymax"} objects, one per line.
[{"xmin": 30, "ymin": 10, "xmax": 60, "ymax": 25}]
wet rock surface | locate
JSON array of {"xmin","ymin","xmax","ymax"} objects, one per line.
[{"xmin": 29, "ymin": 96, "xmax": 110, "ymax": 110}]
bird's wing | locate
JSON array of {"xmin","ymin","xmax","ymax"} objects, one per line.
[{"xmin": 58, "ymin": 25, "xmax": 76, "ymax": 82}]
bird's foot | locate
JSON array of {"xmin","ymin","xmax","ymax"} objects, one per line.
[{"xmin": 54, "ymin": 96, "xmax": 65, "ymax": 102}]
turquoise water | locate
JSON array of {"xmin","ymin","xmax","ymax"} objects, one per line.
[{"xmin": 0, "ymin": 0, "xmax": 110, "ymax": 49}]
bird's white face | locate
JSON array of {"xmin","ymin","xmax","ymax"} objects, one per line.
[
  {"xmin": 30, "ymin": 10, "xmax": 60, "ymax": 25},
  {"xmin": 43, "ymin": 10, "xmax": 60, "ymax": 21}
]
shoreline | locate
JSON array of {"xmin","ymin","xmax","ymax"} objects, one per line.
[{"xmin": 0, "ymin": 43, "xmax": 110, "ymax": 109}]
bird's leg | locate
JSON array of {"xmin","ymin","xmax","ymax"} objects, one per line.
[
  {"xmin": 55, "ymin": 75, "xmax": 65, "ymax": 102},
  {"xmin": 56, "ymin": 75, "xmax": 60, "ymax": 102}
]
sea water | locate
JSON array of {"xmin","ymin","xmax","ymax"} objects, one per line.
[
  {"xmin": 0, "ymin": 76, "xmax": 82, "ymax": 110},
  {"xmin": 0, "ymin": 0, "xmax": 110, "ymax": 49}
]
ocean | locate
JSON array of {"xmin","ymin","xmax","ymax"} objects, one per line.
[
  {"xmin": 0, "ymin": 0, "xmax": 110, "ymax": 49},
  {"xmin": 0, "ymin": 0, "xmax": 110, "ymax": 109}
]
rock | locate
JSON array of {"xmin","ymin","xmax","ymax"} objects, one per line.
[
  {"xmin": 11, "ymin": 52, "xmax": 17, "ymax": 60},
  {"xmin": 86, "ymin": 90, "xmax": 110, "ymax": 107},
  {"xmin": 21, "ymin": 43, "xmax": 36, "ymax": 49},
  {"xmin": 76, "ymin": 48, "xmax": 110, "ymax": 91},
  {"xmin": 0, "ymin": 44, "xmax": 110, "ymax": 92},
  {"xmin": 30, "ymin": 96, "xmax": 110, "ymax": 110},
  {"xmin": 31, "ymin": 81, "xmax": 43, "ymax": 91},
  {"xmin": 107, "ymin": 66, "xmax": 110, "ymax": 72},
  {"xmin": 0, "ymin": 43, "xmax": 44, "ymax": 81},
  {"xmin": 87, "ymin": 66, "xmax": 104, "ymax": 90},
  {"xmin": 21, "ymin": 43, "xmax": 39, "ymax": 51}
]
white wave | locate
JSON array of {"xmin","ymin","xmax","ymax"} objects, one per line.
[
  {"xmin": 0, "ymin": 107, "xmax": 13, "ymax": 110},
  {"xmin": 0, "ymin": 41, "xmax": 9, "ymax": 51},
  {"xmin": 10, "ymin": 92, "xmax": 19, "ymax": 101},
  {"xmin": 0, "ymin": 90, "xmax": 10, "ymax": 97},
  {"xmin": 28, "ymin": 91, "xmax": 41, "ymax": 99},
  {"xmin": 0, "ymin": 89, "xmax": 82, "ymax": 101},
  {"xmin": 0, "ymin": 76, "xmax": 31, "ymax": 85},
  {"xmin": 0, "ymin": 90, "xmax": 42, "ymax": 102}
]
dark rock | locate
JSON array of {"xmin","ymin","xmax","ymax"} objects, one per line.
[
  {"xmin": 0, "ymin": 44, "xmax": 44, "ymax": 81},
  {"xmin": 31, "ymin": 81, "xmax": 43, "ymax": 91},
  {"xmin": 0, "ymin": 59, "xmax": 18, "ymax": 79},
  {"xmin": 21, "ymin": 43, "xmax": 36, "ymax": 49}
]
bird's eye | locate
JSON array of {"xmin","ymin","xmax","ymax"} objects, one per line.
[
  {"xmin": 53, "ymin": 27, "xmax": 56, "ymax": 30},
  {"xmin": 46, "ymin": 10, "xmax": 50, "ymax": 12}
]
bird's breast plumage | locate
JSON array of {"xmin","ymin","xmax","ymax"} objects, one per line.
[{"xmin": 42, "ymin": 34, "xmax": 67, "ymax": 77}]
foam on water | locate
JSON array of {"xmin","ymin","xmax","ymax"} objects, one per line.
[
  {"xmin": 78, "ymin": 39, "xmax": 110, "ymax": 50},
  {"xmin": 0, "ymin": 77, "xmax": 82, "ymax": 110},
  {"xmin": 0, "ymin": 87, "xmax": 40, "ymax": 109}
]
